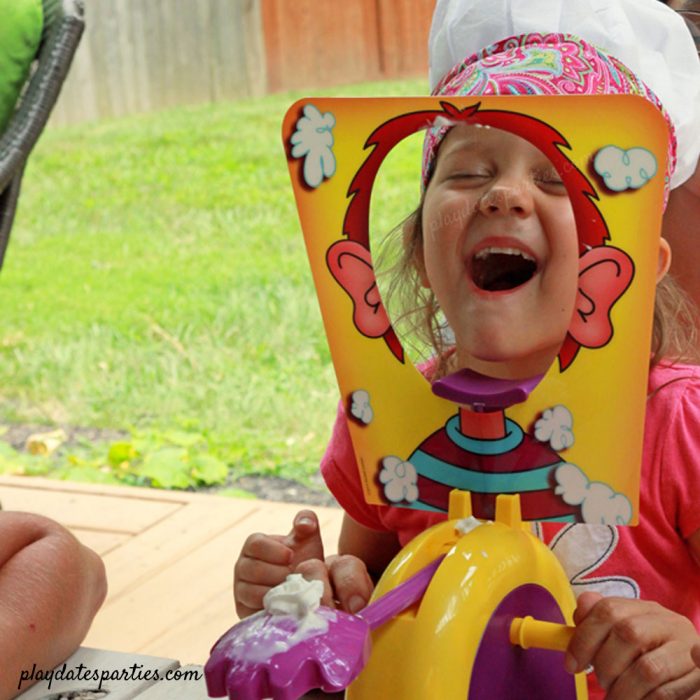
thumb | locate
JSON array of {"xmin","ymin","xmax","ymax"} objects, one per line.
[{"xmin": 284, "ymin": 510, "xmax": 324, "ymax": 566}]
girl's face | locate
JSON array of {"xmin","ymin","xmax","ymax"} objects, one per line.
[{"xmin": 420, "ymin": 124, "xmax": 579, "ymax": 379}]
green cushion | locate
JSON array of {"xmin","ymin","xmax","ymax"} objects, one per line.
[
  {"xmin": 0, "ymin": 0, "xmax": 43, "ymax": 131},
  {"xmin": 40, "ymin": 0, "xmax": 61, "ymax": 42}
]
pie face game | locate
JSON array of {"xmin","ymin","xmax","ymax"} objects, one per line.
[{"xmin": 284, "ymin": 94, "xmax": 669, "ymax": 525}]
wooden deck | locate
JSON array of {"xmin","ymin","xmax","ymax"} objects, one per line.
[{"xmin": 0, "ymin": 475, "xmax": 343, "ymax": 666}]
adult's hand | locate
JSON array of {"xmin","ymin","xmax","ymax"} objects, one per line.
[{"xmin": 0, "ymin": 512, "xmax": 107, "ymax": 700}]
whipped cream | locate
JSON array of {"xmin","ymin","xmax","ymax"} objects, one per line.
[
  {"xmin": 263, "ymin": 573, "xmax": 324, "ymax": 618},
  {"xmin": 455, "ymin": 515, "xmax": 483, "ymax": 535},
  {"xmin": 228, "ymin": 574, "xmax": 334, "ymax": 663}
]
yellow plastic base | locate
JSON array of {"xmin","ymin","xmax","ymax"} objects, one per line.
[{"xmin": 347, "ymin": 491, "xmax": 588, "ymax": 700}]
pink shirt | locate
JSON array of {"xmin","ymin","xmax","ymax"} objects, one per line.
[{"xmin": 321, "ymin": 362, "xmax": 700, "ymax": 698}]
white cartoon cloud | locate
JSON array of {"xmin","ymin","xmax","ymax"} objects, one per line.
[
  {"xmin": 534, "ymin": 405, "xmax": 574, "ymax": 451},
  {"xmin": 554, "ymin": 463, "xmax": 632, "ymax": 525},
  {"xmin": 379, "ymin": 456, "xmax": 418, "ymax": 503},
  {"xmin": 349, "ymin": 390, "xmax": 373, "ymax": 425},
  {"xmin": 290, "ymin": 104, "xmax": 336, "ymax": 188},
  {"xmin": 593, "ymin": 146, "xmax": 657, "ymax": 192}
]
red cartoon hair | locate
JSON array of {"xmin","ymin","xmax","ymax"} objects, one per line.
[{"xmin": 342, "ymin": 100, "xmax": 610, "ymax": 371}]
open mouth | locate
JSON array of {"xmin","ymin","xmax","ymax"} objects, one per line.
[{"xmin": 470, "ymin": 247, "xmax": 538, "ymax": 292}]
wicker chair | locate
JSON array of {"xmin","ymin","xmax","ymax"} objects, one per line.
[{"xmin": 0, "ymin": 0, "xmax": 85, "ymax": 269}]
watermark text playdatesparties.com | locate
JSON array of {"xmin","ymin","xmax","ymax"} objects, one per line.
[{"xmin": 18, "ymin": 662, "xmax": 202, "ymax": 691}]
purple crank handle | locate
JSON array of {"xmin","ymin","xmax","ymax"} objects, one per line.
[{"xmin": 357, "ymin": 555, "xmax": 445, "ymax": 631}]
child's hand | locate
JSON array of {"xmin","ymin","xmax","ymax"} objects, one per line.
[
  {"xmin": 566, "ymin": 592, "xmax": 700, "ymax": 699},
  {"xmin": 234, "ymin": 509, "xmax": 325, "ymax": 618},
  {"xmin": 295, "ymin": 553, "xmax": 374, "ymax": 615}
]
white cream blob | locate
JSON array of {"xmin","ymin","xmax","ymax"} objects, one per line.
[
  {"xmin": 234, "ymin": 574, "xmax": 334, "ymax": 663},
  {"xmin": 263, "ymin": 573, "xmax": 324, "ymax": 618},
  {"xmin": 455, "ymin": 515, "xmax": 483, "ymax": 535}
]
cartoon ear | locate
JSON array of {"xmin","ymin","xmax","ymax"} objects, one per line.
[
  {"xmin": 327, "ymin": 240, "xmax": 391, "ymax": 338},
  {"xmin": 569, "ymin": 246, "xmax": 634, "ymax": 349}
]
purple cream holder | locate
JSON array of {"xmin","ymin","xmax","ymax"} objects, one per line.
[{"xmin": 205, "ymin": 557, "xmax": 444, "ymax": 699}]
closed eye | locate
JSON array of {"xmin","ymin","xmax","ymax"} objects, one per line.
[
  {"xmin": 447, "ymin": 172, "xmax": 490, "ymax": 183},
  {"xmin": 535, "ymin": 177, "xmax": 567, "ymax": 194},
  {"xmin": 534, "ymin": 169, "xmax": 566, "ymax": 192}
]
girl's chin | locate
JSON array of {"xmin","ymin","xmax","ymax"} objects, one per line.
[{"xmin": 456, "ymin": 347, "xmax": 561, "ymax": 379}]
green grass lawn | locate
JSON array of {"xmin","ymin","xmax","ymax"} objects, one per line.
[{"xmin": 0, "ymin": 78, "xmax": 427, "ymax": 489}]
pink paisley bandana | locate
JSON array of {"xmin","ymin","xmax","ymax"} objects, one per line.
[{"xmin": 422, "ymin": 33, "xmax": 677, "ymax": 201}]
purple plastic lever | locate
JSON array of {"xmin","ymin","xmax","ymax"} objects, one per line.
[
  {"xmin": 359, "ymin": 554, "xmax": 445, "ymax": 630},
  {"xmin": 432, "ymin": 368, "xmax": 544, "ymax": 410}
]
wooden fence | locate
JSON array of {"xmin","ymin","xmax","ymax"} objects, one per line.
[
  {"xmin": 50, "ymin": 0, "xmax": 434, "ymax": 126},
  {"xmin": 261, "ymin": 0, "xmax": 434, "ymax": 93},
  {"xmin": 50, "ymin": 0, "xmax": 266, "ymax": 125}
]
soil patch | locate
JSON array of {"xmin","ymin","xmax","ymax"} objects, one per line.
[
  {"xmin": 2, "ymin": 423, "xmax": 339, "ymax": 508},
  {"xmin": 224, "ymin": 473, "xmax": 339, "ymax": 508},
  {"xmin": 2, "ymin": 423, "xmax": 128, "ymax": 451}
]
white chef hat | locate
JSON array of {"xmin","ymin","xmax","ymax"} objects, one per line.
[{"xmin": 429, "ymin": 0, "xmax": 700, "ymax": 189}]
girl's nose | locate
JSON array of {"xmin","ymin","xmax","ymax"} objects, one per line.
[{"xmin": 478, "ymin": 183, "xmax": 534, "ymax": 217}]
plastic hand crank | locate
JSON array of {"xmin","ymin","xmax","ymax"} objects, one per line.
[{"xmin": 510, "ymin": 616, "xmax": 575, "ymax": 652}]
